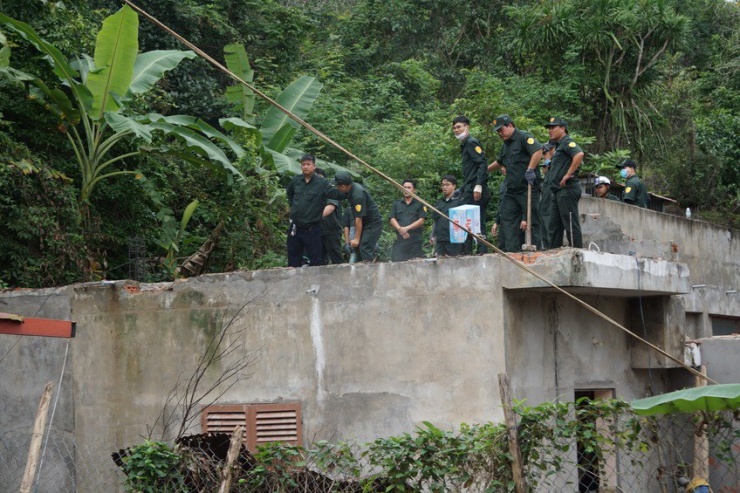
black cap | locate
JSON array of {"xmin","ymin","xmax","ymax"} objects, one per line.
[
  {"xmin": 334, "ymin": 170, "xmax": 353, "ymax": 185},
  {"xmin": 616, "ymin": 159, "xmax": 637, "ymax": 169},
  {"xmin": 544, "ymin": 117, "xmax": 568, "ymax": 127},
  {"xmin": 492, "ymin": 115, "xmax": 513, "ymax": 131}
]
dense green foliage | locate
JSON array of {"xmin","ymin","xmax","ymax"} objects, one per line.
[
  {"xmin": 0, "ymin": 0, "xmax": 738, "ymax": 287},
  {"xmin": 120, "ymin": 440, "xmax": 185, "ymax": 493}
]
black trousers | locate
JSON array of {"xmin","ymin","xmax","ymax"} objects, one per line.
[
  {"xmin": 287, "ymin": 224, "xmax": 323, "ymax": 267},
  {"xmin": 322, "ymin": 232, "xmax": 344, "ymax": 265},
  {"xmin": 548, "ymin": 187, "xmax": 583, "ymax": 248},
  {"xmin": 357, "ymin": 221, "xmax": 383, "ymax": 262},
  {"xmin": 391, "ymin": 236, "xmax": 423, "ymax": 261},
  {"xmin": 500, "ymin": 188, "xmax": 541, "ymax": 252}
]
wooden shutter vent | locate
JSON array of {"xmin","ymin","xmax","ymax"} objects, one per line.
[{"xmin": 201, "ymin": 403, "xmax": 302, "ymax": 451}]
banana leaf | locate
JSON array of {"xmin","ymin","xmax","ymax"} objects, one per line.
[
  {"xmin": 86, "ymin": 5, "xmax": 138, "ymax": 118},
  {"xmin": 127, "ymin": 50, "xmax": 196, "ymax": 98},
  {"xmin": 224, "ymin": 43, "xmax": 255, "ymax": 121},
  {"xmin": 631, "ymin": 383, "xmax": 740, "ymax": 415},
  {"xmin": 266, "ymin": 148, "xmax": 302, "ymax": 175},
  {"xmin": 145, "ymin": 114, "xmax": 244, "ymax": 158},
  {"xmin": 261, "ymin": 75, "xmax": 322, "ymax": 146},
  {"xmin": 0, "ymin": 12, "xmax": 87, "ymax": 104}
]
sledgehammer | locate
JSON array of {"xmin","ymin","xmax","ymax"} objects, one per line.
[{"xmin": 521, "ymin": 183, "xmax": 537, "ymax": 252}]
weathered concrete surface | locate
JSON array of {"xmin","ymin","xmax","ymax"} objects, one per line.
[
  {"xmin": 0, "ymin": 201, "xmax": 738, "ymax": 492},
  {"xmin": 697, "ymin": 336, "xmax": 740, "ymax": 383},
  {"xmin": 503, "ymin": 249, "xmax": 690, "ymax": 296},
  {"xmin": 581, "ymin": 197, "xmax": 740, "ymax": 332},
  {"xmin": 0, "ymin": 251, "xmax": 690, "ymax": 450},
  {"xmin": 0, "ymin": 289, "xmax": 76, "ymax": 493},
  {"xmin": 580, "ymin": 197, "xmax": 739, "ymax": 283}
]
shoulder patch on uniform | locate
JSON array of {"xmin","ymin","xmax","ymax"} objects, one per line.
[
  {"xmin": 527, "ymin": 137, "xmax": 534, "ymax": 145},
  {"xmin": 355, "ymin": 204, "xmax": 362, "ymax": 212},
  {"xmin": 568, "ymin": 141, "xmax": 576, "ymax": 148},
  {"xmin": 625, "ymin": 187, "xmax": 632, "ymax": 193},
  {"xmin": 475, "ymin": 146, "xmax": 482, "ymax": 154}
]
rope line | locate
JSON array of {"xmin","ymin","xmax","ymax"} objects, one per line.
[{"xmin": 123, "ymin": 0, "xmax": 715, "ymax": 385}]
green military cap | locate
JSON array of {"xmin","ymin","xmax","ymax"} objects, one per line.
[
  {"xmin": 616, "ymin": 159, "xmax": 637, "ymax": 169},
  {"xmin": 334, "ymin": 170, "xmax": 353, "ymax": 185},
  {"xmin": 492, "ymin": 114, "xmax": 513, "ymax": 131},
  {"xmin": 544, "ymin": 116, "xmax": 568, "ymax": 127}
]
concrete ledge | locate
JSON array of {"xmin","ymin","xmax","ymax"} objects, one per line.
[{"xmin": 501, "ymin": 248, "xmax": 690, "ymax": 296}]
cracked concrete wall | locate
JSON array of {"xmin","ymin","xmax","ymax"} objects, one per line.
[
  {"xmin": 581, "ymin": 196, "xmax": 738, "ymax": 284},
  {"xmin": 0, "ymin": 250, "xmax": 692, "ymax": 455},
  {"xmin": 581, "ymin": 197, "xmax": 740, "ymax": 338},
  {"xmin": 697, "ymin": 336, "xmax": 740, "ymax": 383},
  {"xmin": 0, "ymin": 289, "xmax": 76, "ymax": 493},
  {"xmin": 0, "ymin": 202, "xmax": 738, "ymax": 493},
  {"xmin": 505, "ymin": 291, "xmax": 657, "ymax": 406}
]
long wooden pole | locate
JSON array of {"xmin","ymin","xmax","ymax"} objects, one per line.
[
  {"xmin": 498, "ymin": 373, "xmax": 528, "ymax": 493},
  {"xmin": 20, "ymin": 382, "xmax": 53, "ymax": 493}
]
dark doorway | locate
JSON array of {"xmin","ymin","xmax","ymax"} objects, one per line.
[{"xmin": 575, "ymin": 390, "xmax": 600, "ymax": 492}]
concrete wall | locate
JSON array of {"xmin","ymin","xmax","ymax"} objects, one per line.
[
  {"xmin": 0, "ymin": 250, "xmax": 692, "ymax": 446},
  {"xmin": 580, "ymin": 197, "xmax": 740, "ymax": 340},
  {"xmin": 0, "ymin": 201, "xmax": 738, "ymax": 491},
  {"xmin": 0, "ymin": 290, "xmax": 76, "ymax": 492},
  {"xmin": 697, "ymin": 336, "xmax": 740, "ymax": 383}
]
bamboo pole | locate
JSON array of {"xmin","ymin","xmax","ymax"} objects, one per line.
[
  {"xmin": 218, "ymin": 425, "xmax": 245, "ymax": 493},
  {"xmin": 498, "ymin": 373, "xmax": 528, "ymax": 493},
  {"xmin": 20, "ymin": 382, "xmax": 53, "ymax": 493}
]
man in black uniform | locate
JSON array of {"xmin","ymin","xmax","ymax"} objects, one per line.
[
  {"xmin": 334, "ymin": 171, "xmax": 383, "ymax": 262},
  {"xmin": 616, "ymin": 160, "xmax": 649, "ymax": 208},
  {"xmin": 286, "ymin": 154, "xmax": 344, "ymax": 267},
  {"xmin": 487, "ymin": 115, "xmax": 544, "ymax": 252},
  {"xmin": 452, "ymin": 116, "xmax": 490, "ymax": 254},
  {"xmin": 389, "ymin": 179, "xmax": 427, "ymax": 261},
  {"xmin": 431, "ymin": 175, "xmax": 463, "ymax": 257},
  {"xmin": 544, "ymin": 117, "xmax": 584, "ymax": 248},
  {"xmin": 315, "ymin": 168, "xmax": 345, "ymax": 264}
]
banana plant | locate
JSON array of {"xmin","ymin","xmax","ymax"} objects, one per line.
[
  {"xmin": 221, "ymin": 43, "xmax": 356, "ymax": 177},
  {"xmin": 156, "ymin": 199, "xmax": 200, "ymax": 278},
  {"xmin": 0, "ymin": 6, "xmax": 244, "ymax": 216}
]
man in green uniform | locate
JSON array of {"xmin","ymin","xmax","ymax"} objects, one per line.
[
  {"xmin": 539, "ymin": 142, "xmax": 556, "ymax": 250},
  {"xmin": 594, "ymin": 176, "xmax": 621, "ymax": 202},
  {"xmin": 431, "ymin": 175, "xmax": 463, "ymax": 257},
  {"xmin": 286, "ymin": 154, "xmax": 344, "ymax": 267},
  {"xmin": 389, "ymin": 179, "xmax": 427, "ymax": 261},
  {"xmin": 334, "ymin": 171, "xmax": 383, "ymax": 262},
  {"xmin": 616, "ymin": 160, "xmax": 649, "ymax": 207},
  {"xmin": 487, "ymin": 115, "xmax": 543, "ymax": 252},
  {"xmin": 315, "ymin": 168, "xmax": 345, "ymax": 264},
  {"xmin": 452, "ymin": 116, "xmax": 490, "ymax": 254},
  {"xmin": 544, "ymin": 117, "xmax": 584, "ymax": 248}
]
